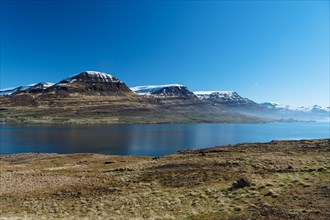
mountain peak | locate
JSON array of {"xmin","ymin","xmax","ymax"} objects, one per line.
[
  {"xmin": 130, "ymin": 84, "xmax": 196, "ymax": 98},
  {"xmin": 59, "ymin": 71, "xmax": 121, "ymax": 84},
  {"xmin": 194, "ymin": 91, "xmax": 256, "ymax": 106},
  {"xmin": 0, "ymin": 82, "xmax": 55, "ymax": 96}
]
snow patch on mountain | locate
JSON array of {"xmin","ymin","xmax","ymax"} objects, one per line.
[
  {"xmin": 0, "ymin": 82, "xmax": 55, "ymax": 96},
  {"xmin": 0, "ymin": 84, "xmax": 35, "ymax": 96},
  {"xmin": 0, "ymin": 86, "xmax": 30, "ymax": 96},
  {"xmin": 261, "ymin": 102, "xmax": 295, "ymax": 111},
  {"xmin": 261, "ymin": 102, "xmax": 330, "ymax": 113},
  {"xmin": 31, "ymin": 82, "xmax": 54, "ymax": 89},
  {"xmin": 83, "ymin": 71, "xmax": 120, "ymax": 82},
  {"xmin": 296, "ymin": 105, "xmax": 329, "ymax": 112},
  {"xmin": 131, "ymin": 84, "xmax": 184, "ymax": 95},
  {"xmin": 194, "ymin": 91, "xmax": 234, "ymax": 95},
  {"xmin": 194, "ymin": 91, "xmax": 256, "ymax": 105},
  {"xmin": 59, "ymin": 71, "xmax": 121, "ymax": 85},
  {"xmin": 194, "ymin": 91, "xmax": 236, "ymax": 99}
]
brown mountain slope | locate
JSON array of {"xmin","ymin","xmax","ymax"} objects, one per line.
[{"xmin": 0, "ymin": 92, "xmax": 264, "ymax": 124}]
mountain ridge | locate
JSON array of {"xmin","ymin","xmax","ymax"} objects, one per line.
[
  {"xmin": 0, "ymin": 71, "xmax": 328, "ymax": 124},
  {"xmin": 2, "ymin": 74, "xmax": 327, "ymax": 111},
  {"xmin": 260, "ymin": 102, "xmax": 330, "ymax": 113},
  {"xmin": 194, "ymin": 91, "xmax": 258, "ymax": 106}
]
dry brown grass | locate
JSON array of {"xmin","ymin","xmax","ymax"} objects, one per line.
[{"xmin": 0, "ymin": 139, "xmax": 329, "ymax": 219}]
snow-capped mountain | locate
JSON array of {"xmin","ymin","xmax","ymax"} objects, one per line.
[
  {"xmin": 58, "ymin": 71, "xmax": 121, "ymax": 85},
  {"xmin": 0, "ymin": 82, "xmax": 54, "ymax": 96},
  {"xmin": 1, "ymin": 70, "xmax": 328, "ymax": 122},
  {"xmin": 261, "ymin": 102, "xmax": 330, "ymax": 113},
  {"xmin": 0, "ymin": 85, "xmax": 32, "ymax": 96},
  {"xmin": 194, "ymin": 91, "xmax": 257, "ymax": 105},
  {"xmin": 261, "ymin": 102, "xmax": 329, "ymax": 121},
  {"xmin": 260, "ymin": 102, "xmax": 295, "ymax": 111},
  {"xmin": 296, "ymin": 105, "xmax": 330, "ymax": 113},
  {"xmin": 0, "ymin": 71, "xmax": 132, "ymax": 97},
  {"xmin": 131, "ymin": 84, "xmax": 197, "ymax": 98},
  {"xmin": 52, "ymin": 71, "xmax": 131, "ymax": 95}
]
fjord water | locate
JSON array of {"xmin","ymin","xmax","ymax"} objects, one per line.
[{"xmin": 1, "ymin": 122, "xmax": 329, "ymax": 156}]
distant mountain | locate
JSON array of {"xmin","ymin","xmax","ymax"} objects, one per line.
[
  {"xmin": 0, "ymin": 86, "xmax": 32, "ymax": 96},
  {"xmin": 296, "ymin": 105, "xmax": 330, "ymax": 113},
  {"xmin": 131, "ymin": 84, "xmax": 197, "ymax": 99},
  {"xmin": 260, "ymin": 102, "xmax": 295, "ymax": 112},
  {"xmin": 194, "ymin": 91, "xmax": 257, "ymax": 106},
  {"xmin": 0, "ymin": 82, "xmax": 54, "ymax": 96},
  {"xmin": 260, "ymin": 102, "xmax": 329, "ymax": 122},
  {"xmin": 261, "ymin": 102, "xmax": 330, "ymax": 113}
]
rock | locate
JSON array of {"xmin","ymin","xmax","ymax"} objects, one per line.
[
  {"xmin": 189, "ymin": 191, "xmax": 198, "ymax": 196},
  {"xmin": 231, "ymin": 177, "xmax": 252, "ymax": 189},
  {"xmin": 264, "ymin": 190, "xmax": 277, "ymax": 198}
]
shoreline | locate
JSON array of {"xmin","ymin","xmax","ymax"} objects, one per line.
[
  {"xmin": 1, "ymin": 139, "xmax": 329, "ymax": 219},
  {"xmin": 1, "ymin": 138, "xmax": 329, "ymax": 156},
  {"xmin": 0, "ymin": 119, "xmax": 320, "ymax": 126}
]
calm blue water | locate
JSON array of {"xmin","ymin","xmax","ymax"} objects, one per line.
[{"xmin": 0, "ymin": 122, "xmax": 329, "ymax": 156}]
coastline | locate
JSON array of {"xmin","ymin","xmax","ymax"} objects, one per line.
[{"xmin": 1, "ymin": 139, "xmax": 329, "ymax": 219}]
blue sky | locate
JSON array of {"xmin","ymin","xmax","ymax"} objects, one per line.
[{"xmin": 1, "ymin": 1, "xmax": 329, "ymax": 107}]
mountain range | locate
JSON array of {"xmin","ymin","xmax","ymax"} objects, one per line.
[
  {"xmin": 0, "ymin": 71, "xmax": 328, "ymax": 124},
  {"xmin": 260, "ymin": 102, "xmax": 329, "ymax": 113}
]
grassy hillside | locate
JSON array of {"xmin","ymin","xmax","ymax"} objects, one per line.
[{"xmin": 0, "ymin": 94, "xmax": 264, "ymax": 124}]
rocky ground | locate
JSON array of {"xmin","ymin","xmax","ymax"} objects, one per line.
[{"xmin": 0, "ymin": 139, "xmax": 329, "ymax": 219}]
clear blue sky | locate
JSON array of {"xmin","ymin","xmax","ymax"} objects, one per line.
[{"xmin": 1, "ymin": 1, "xmax": 329, "ymax": 107}]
